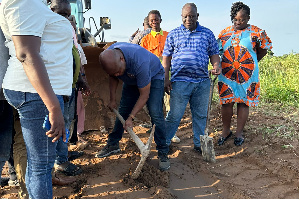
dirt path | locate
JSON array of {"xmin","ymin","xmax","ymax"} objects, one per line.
[{"xmin": 1, "ymin": 102, "xmax": 298, "ymax": 199}]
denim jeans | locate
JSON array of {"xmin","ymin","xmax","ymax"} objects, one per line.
[
  {"xmin": 107, "ymin": 79, "xmax": 169, "ymax": 154},
  {"xmin": 0, "ymin": 100, "xmax": 13, "ymax": 175},
  {"xmin": 165, "ymin": 79, "xmax": 210, "ymax": 147},
  {"xmin": 55, "ymin": 88, "xmax": 75, "ymax": 165},
  {"xmin": 4, "ymin": 89, "xmax": 64, "ymax": 199}
]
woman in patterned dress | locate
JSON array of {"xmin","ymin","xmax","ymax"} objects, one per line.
[{"xmin": 217, "ymin": 1, "xmax": 272, "ymax": 146}]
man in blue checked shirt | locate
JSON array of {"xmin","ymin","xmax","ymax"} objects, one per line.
[{"xmin": 162, "ymin": 3, "xmax": 221, "ymax": 153}]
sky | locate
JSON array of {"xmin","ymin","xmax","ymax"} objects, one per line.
[{"xmin": 82, "ymin": 0, "xmax": 299, "ymax": 56}]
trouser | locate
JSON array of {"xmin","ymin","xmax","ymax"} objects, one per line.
[
  {"xmin": 107, "ymin": 80, "xmax": 169, "ymax": 155},
  {"xmin": 4, "ymin": 89, "xmax": 64, "ymax": 199}
]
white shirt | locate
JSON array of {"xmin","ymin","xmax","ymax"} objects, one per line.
[{"xmin": 0, "ymin": 0, "xmax": 73, "ymax": 95}]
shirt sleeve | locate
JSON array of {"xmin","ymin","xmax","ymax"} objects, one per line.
[
  {"xmin": 162, "ymin": 31, "xmax": 174, "ymax": 57},
  {"xmin": 258, "ymin": 30, "xmax": 273, "ymax": 50},
  {"xmin": 207, "ymin": 30, "xmax": 219, "ymax": 56},
  {"xmin": 3, "ymin": 0, "xmax": 46, "ymax": 37}
]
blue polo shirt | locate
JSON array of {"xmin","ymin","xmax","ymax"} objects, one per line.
[
  {"xmin": 108, "ymin": 42, "xmax": 164, "ymax": 88},
  {"xmin": 162, "ymin": 22, "xmax": 219, "ymax": 83}
]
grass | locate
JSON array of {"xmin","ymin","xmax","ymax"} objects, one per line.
[{"xmin": 259, "ymin": 53, "xmax": 299, "ymax": 107}]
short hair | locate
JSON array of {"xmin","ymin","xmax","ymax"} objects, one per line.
[
  {"xmin": 230, "ymin": 1, "xmax": 250, "ymax": 21},
  {"xmin": 143, "ymin": 16, "xmax": 149, "ymax": 26},
  {"xmin": 50, "ymin": 0, "xmax": 70, "ymax": 10},
  {"xmin": 148, "ymin": 10, "xmax": 161, "ymax": 19},
  {"xmin": 182, "ymin": 3, "xmax": 197, "ymax": 13}
]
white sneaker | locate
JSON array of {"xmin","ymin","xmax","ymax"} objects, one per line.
[{"xmin": 171, "ymin": 135, "xmax": 180, "ymax": 143}]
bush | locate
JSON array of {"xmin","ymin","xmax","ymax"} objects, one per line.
[{"xmin": 259, "ymin": 53, "xmax": 299, "ymax": 107}]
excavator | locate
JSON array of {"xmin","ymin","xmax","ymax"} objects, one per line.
[
  {"xmin": 68, "ymin": 0, "xmax": 149, "ymax": 132},
  {"xmin": 69, "ymin": 0, "xmax": 121, "ymax": 131}
]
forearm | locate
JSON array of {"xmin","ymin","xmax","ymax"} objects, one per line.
[
  {"xmin": 130, "ymin": 84, "xmax": 151, "ymax": 118},
  {"xmin": 162, "ymin": 56, "xmax": 171, "ymax": 80},
  {"xmin": 22, "ymin": 55, "xmax": 60, "ymax": 112},
  {"xmin": 210, "ymin": 54, "xmax": 220, "ymax": 69}
]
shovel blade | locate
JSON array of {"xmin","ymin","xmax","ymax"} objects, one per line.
[{"xmin": 200, "ymin": 135, "xmax": 216, "ymax": 163}]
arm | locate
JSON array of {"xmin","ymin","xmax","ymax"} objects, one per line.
[
  {"xmin": 162, "ymin": 56, "xmax": 172, "ymax": 94},
  {"xmin": 124, "ymin": 83, "xmax": 151, "ymax": 130},
  {"xmin": 256, "ymin": 46, "xmax": 268, "ymax": 62},
  {"xmin": 108, "ymin": 75, "xmax": 119, "ymax": 111},
  {"xmin": 77, "ymin": 64, "xmax": 91, "ymax": 96},
  {"xmin": 209, "ymin": 54, "xmax": 221, "ymax": 75},
  {"xmin": 12, "ymin": 35, "xmax": 65, "ymax": 142}
]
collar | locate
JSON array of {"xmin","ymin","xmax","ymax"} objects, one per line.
[
  {"xmin": 151, "ymin": 29, "xmax": 164, "ymax": 37},
  {"xmin": 180, "ymin": 22, "xmax": 202, "ymax": 32}
]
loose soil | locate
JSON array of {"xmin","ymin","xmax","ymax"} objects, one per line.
[{"xmin": 0, "ymin": 45, "xmax": 298, "ymax": 199}]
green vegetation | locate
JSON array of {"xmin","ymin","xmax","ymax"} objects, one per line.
[{"xmin": 259, "ymin": 53, "xmax": 299, "ymax": 107}]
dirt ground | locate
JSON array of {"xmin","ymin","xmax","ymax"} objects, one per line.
[{"xmin": 0, "ymin": 45, "xmax": 299, "ymax": 199}]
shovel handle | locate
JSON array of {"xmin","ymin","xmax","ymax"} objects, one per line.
[{"xmin": 205, "ymin": 71, "xmax": 218, "ymax": 136}]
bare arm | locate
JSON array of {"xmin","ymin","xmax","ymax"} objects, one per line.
[
  {"xmin": 108, "ymin": 75, "xmax": 119, "ymax": 110},
  {"xmin": 256, "ymin": 46, "xmax": 267, "ymax": 62},
  {"xmin": 12, "ymin": 35, "xmax": 65, "ymax": 142},
  {"xmin": 162, "ymin": 56, "xmax": 172, "ymax": 94},
  {"xmin": 124, "ymin": 83, "xmax": 151, "ymax": 130},
  {"xmin": 209, "ymin": 54, "xmax": 221, "ymax": 75}
]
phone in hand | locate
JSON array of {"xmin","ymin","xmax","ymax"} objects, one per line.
[{"xmin": 43, "ymin": 115, "xmax": 69, "ymax": 143}]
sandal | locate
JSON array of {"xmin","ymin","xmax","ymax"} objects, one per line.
[
  {"xmin": 234, "ymin": 137, "xmax": 244, "ymax": 146},
  {"xmin": 218, "ymin": 131, "xmax": 233, "ymax": 146},
  {"xmin": 56, "ymin": 161, "xmax": 82, "ymax": 176}
]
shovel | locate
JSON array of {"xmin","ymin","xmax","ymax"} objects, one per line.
[
  {"xmin": 200, "ymin": 72, "xmax": 217, "ymax": 163},
  {"xmin": 113, "ymin": 109, "xmax": 155, "ymax": 179}
]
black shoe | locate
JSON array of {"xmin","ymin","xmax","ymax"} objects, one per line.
[
  {"xmin": 0, "ymin": 177, "xmax": 9, "ymax": 187},
  {"xmin": 158, "ymin": 153, "xmax": 170, "ymax": 171},
  {"xmin": 234, "ymin": 137, "xmax": 244, "ymax": 146},
  {"xmin": 218, "ymin": 131, "xmax": 233, "ymax": 146},
  {"xmin": 193, "ymin": 146, "xmax": 202, "ymax": 154},
  {"xmin": 95, "ymin": 144, "xmax": 120, "ymax": 158}
]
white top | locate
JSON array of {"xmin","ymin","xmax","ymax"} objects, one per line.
[{"xmin": 0, "ymin": 0, "xmax": 73, "ymax": 95}]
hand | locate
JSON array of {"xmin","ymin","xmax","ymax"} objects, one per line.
[
  {"xmin": 211, "ymin": 66, "xmax": 221, "ymax": 75},
  {"xmin": 77, "ymin": 79, "xmax": 91, "ymax": 96},
  {"xmin": 108, "ymin": 101, "xmax": 117, "ymax": 111},
  {"xmin": 131, "ymin": 29, "xmax": 139, "ymax": 37},
  {"xmin": 45, "ymin": 108, "xmax": 65, "ymax": 143},
  {"xmin": 164, "ymin": 79, "xmax": 172, "ymax": 95},
  {"xmin": 124, "ymin": 117, "xmax": 133, "ymax": 131}
]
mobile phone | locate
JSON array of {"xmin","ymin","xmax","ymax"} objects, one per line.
[{"xmin": 43, "ymin": 115, "xmax": 69, "ymax": 143}]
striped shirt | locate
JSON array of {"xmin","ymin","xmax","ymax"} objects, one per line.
[{"xmin": 163, "ymin": 22, "xmax": 219, "ymax": 83}]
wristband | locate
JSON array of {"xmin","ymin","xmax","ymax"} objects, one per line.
[
  {"xmin": 129, "ymin": 114, "xmax": 135, "ymax": 121},
  {"xmin": 81, "ymin": 73, "xmax": 85, "ymax": 76}
]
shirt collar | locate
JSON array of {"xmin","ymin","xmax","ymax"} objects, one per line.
[
  {"xmin": 151, "ymin": 29, "xmax": 164, "ymax": 37},
  {"xmin": 180, "ymin": 22, "xmax": 202, "ymax": 32}
]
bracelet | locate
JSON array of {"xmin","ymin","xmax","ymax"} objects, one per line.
[
  {"xmin": 81, "ymin": 73, "xmax": 85, "ymax": 76},
  {"xmin": 129, "ymin": 114, "xmax": 135, "ymax": 121}
]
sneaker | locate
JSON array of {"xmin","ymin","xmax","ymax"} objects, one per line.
[
  {"xmin": 194, "ymin": 146, "xmax": 202, "ymax": 154},
  {"xmin": 95, "ymin": 144, "xmax": 120, "ymax": 158},
  {"xmin": 8, "ymin": 179, "xmax": 20, "ymax": 187},
  {"xmin": 171, "ymin": 135, "xmax": 180, "ymax": 143},
  {"xmin": 158, "ymin": 153, "xmax": 170, "ymax": 171}
]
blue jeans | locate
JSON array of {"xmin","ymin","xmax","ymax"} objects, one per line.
[
  {"xmin": 4, "ymin": 89, "xmax": 64, "ymax": 199},
  {"xmin": 55, "ymin": 88, "xmax": 75, "ymax": 165},
  {"xmin": 165, "ymin": 79, "xmax": 210, "ymax": 147},
  {"xmin": 107, "ymin": 79, "xmax": 169, "ymax": 154},
  {"xmin": 0, "ymin": 100, "xmax": 13, "ymax": 175}
]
